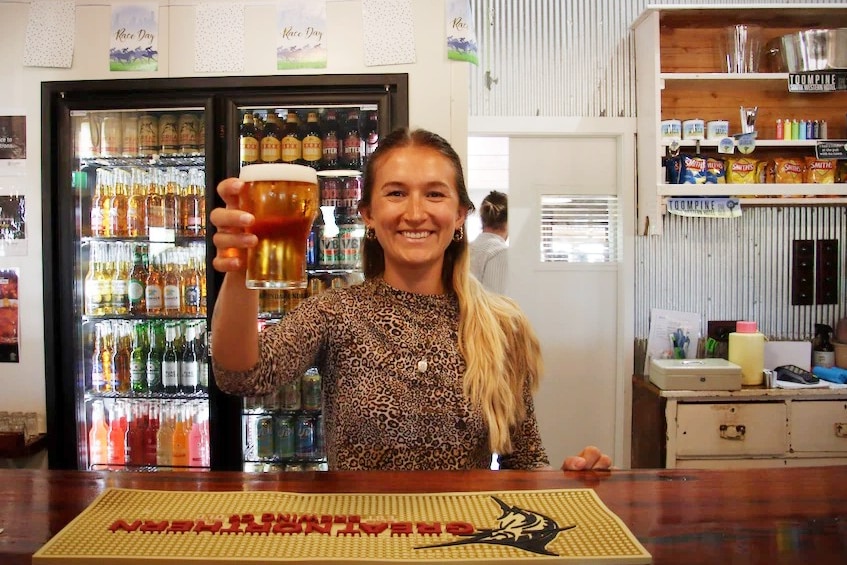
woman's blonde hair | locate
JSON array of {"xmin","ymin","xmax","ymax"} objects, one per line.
[{"xmin": 359, "ymin": 127, "xmax": 542, "ymax": 454}]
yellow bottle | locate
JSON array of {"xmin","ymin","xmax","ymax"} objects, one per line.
[{"xmin": 728, "ymin": 321, "xmax": 765, "ymax": 386}]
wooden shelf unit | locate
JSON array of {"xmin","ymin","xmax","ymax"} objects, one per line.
[{"xmin": 633, "ymin": 5, "xmax": 847, "ymax": 234}]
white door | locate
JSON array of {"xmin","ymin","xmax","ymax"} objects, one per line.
[{"xmin": 472, "ymin": 119, "xmax": 635, "ymax": 468}]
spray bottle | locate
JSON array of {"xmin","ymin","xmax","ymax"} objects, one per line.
[{"xmin": 812, "ymin": 324, "xmax": 835, "ymax": 369}]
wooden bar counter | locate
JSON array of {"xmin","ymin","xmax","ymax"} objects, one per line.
[{"xmin": 1, "ymin": 466, "xmax": 845, "ymax": 564}]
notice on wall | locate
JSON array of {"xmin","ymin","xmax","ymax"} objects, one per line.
[
  {"xmin": 110, "ymin": 3, "xmax": 159, "ymax": 71},
  {"xmin": 0, "ymin": 195, "xmax": 27, "ymax": 257},
  {"xmin": 277, "ymin": 0, "xmax": 327, "ymax": 70},
  {"xmin": 23, "ymin": 0, "xmax": 75, "ymax": 68},
  {"xmin": 0, "ymin": 269, "xmax": 20, "ymax": 363},
  {"xmin": 446, "ymin": 0, "xmax": 478, "ymax": 64},
  {"xmin": 195, "ymin": 3, "xmax": 245, "ymax": 73},
  {"xmin": 362, "ymin": 0, "xmax": 416, "ymax": 66},
  {"xmin": 0, "ymin": 115, "xmax": 26, "ymax": 176}
]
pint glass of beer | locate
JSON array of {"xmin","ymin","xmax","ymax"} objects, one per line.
[{"xmin": 238, "ymin": 163, "xmax": 319, "ymax": 289}]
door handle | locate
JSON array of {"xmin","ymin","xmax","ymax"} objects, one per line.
[
  {"xmin": 835, "ymin": 423, "xmax": 847, "ymax": 438},
  {"xmin": 719, "ymin": 424, "xmax": 746, "ymax": 440}
]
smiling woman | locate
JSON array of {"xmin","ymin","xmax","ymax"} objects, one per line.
[{"xmin": 208, "ymin": 127, "xmax": 612, "ymax": 472}]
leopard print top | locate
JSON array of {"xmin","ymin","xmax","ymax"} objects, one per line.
[{"xmin": 213, "ymin": 277, "xmax": 550, "ymax": 471}]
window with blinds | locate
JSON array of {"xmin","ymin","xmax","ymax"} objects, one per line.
[{"xmin": 540, "ymin": 195, "xmax": 620, "ymax": 263}]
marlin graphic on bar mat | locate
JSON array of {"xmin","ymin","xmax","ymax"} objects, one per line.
[{"xmin": 416, "ymin": 496, "xmax": 575, "ymax": 556}]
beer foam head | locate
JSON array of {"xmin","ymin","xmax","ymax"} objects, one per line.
[{"xmin": 239, "ymin": 163, "xmax": 317, "ymax": 184}]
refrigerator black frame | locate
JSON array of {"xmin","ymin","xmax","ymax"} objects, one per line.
[{"xmin": 41, "ymin": 74, "xmax": 409, "ymax": 470}]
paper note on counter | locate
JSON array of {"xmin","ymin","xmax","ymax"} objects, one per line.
[{"xmin": 644, "ymin": 309, "xmax": 701, "ymax": 376}]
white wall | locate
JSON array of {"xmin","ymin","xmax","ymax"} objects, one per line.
[{"xmin": 0, "ymin": 0, "xmax": 467, "ymax": 451}]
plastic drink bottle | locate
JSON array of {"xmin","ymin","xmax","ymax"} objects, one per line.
[{"xmin": 728, "ymin": 321, "xmax": 766, "ymax": 386}]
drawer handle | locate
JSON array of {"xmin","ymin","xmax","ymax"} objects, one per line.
[
  {"xmin": 836, "ymin": 423, "xmax": 847, "ymax": 438},
  {"xmin": 719, "ymin": 424, "xmax": 746, "ymax": 440}
]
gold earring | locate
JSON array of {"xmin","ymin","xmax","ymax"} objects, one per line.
[
  {"xmin": 366, "ymin": 227, "xmax": 377, "ymax": 240},
  {"xmin": 453, "ymin": 226, "xmax": 464, "ymax": 241}
]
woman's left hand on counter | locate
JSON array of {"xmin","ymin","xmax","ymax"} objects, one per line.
[{"xmin": 561, "ymin": 445, "xmax": 612, "ymax": 471}]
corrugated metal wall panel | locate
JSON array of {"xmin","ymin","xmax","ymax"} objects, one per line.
[
  {"xmin": 634, "ymin": 208, "xmax": 847, "ymax": 340},
  {"xmin": 470, "ymin": 0, "xmax": 847, "ymax": 343},
  {"xmin": 470, "ymin": 0, "xmax": 845, "ymax": 118}
]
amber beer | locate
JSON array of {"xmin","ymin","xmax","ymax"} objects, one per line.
[{"xmin": 239, "ymin": 164, "xmax": 319, "ymax": 289}]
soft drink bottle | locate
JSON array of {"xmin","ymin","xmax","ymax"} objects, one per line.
[
  {"xmin": 171, "ymin": 406, "xmax": 189, "ymax": 467},
  {"xmin": 156, "ymin": 403, "xmax": 175, "ymax": 468},
  {"xmin": 88, "ymin": 400, "xmax": 109, "ymax": 468},
  {"xmin": 188, "ymin": 405, "xmax": 204, "ymax": 469},
  {"xmin": 106, "ymin": 403, "xmax": 126, "ymax": 468},
  {"xmin": 144, "ymin": 402, "xmax": 159, "ymax": 466}
]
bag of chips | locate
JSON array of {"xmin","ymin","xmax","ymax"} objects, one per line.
[
  {"xmin": 773, "ymin": 158, "xmax": 805, "ymax": 184},
  {"xmin": 667, "ymin": 154, "xmax": 708, "ymax": 184},
  {"xmin": 804, "ymin": 157, "xmax": 835, "ymax": 184},
  {"xmin": 725, "ymin": 157, "xmax": 760, "ymax": 184}
]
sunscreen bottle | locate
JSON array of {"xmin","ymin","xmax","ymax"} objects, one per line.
[{"xmin": 728, "ymin": 321, "xmax": 765, "ymax": 386}]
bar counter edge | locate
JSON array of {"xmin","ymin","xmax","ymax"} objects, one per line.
[{"xmin": 2, "ymin": 466, "xmax": 846, "ymax": 564}]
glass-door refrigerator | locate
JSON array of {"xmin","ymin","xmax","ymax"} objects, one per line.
[{"xmin": 41, "ymin": 75, "xmax": 408, "ymax": 471}]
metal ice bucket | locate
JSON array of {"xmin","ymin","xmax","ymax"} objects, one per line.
[{"xmin": 780, "ymin": 28, "xmax": 847, "ymax": 72}]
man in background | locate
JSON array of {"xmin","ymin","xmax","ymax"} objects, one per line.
[{"xmin": 469, "ymin": 190, "xmax": 508, "ymax": 294}]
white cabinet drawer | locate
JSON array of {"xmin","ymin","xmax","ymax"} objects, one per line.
[
  {"xmin": 791, "ymin": 400, "xmax": 847, "ymax": 453},
  {"xmin": 676, "ymin": 402, "xmax": 788, "ymax": 457}
]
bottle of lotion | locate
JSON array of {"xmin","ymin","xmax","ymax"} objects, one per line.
[
  {"xmin": 728, "ymin": 321, "xmax": 765, "ymax": 386},
  {"xmin": 812, "ymin": 324, "xmax": 835, "ymax": 369}
]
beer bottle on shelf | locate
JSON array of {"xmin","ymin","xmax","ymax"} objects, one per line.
[
  {"xmin": 302, "ymin": 112, "xmax": 323, "ymax": 169},
  {"xmin": 111, "ymin": 321, "xmax": 132, "ymax": 394},
  {"xmin": 102, "ymin": 322, "xmax": 116, "ymax": 392},
  {"xmin": 341, "ymin": 111, "xmax": 362, "ymax": 170},
  {"xmin": 197, "ymin": 322, "xmax": 209, "ymax": 392},
  {"xmin": 364, "ymin": 110, "xmax": 379, "ymax": 165},
  {"xmin": 109, "ymin": 168, "xmax": 129, "ymax": 238},
  {"xmin": 240, "ymin": 112, "xmax": 259, "ymax": 167},
  {"xmin": 180, "ymin": 324, "xmax": 200, "ymax": 394},
  {"xmin": 130, "ymin": 322, "xmax": 148, "ymax": 394},
  {"xmin": 163, "ymin": 168, "xmax": 181, "ymax": 233},
  {"xmin": 111, "ymin": 243, "xmax": 130, "ymax": 315},
  {"xmin": 146, "ymin": 168, "xmax": 165, "ymax": 233},
  {"xmin": 260, "ymin": 111, "xmax": 282, "ymax": 164},
  {"xmin": 181, "ymin": 250, "xmax": 202, "ymax": 316},
  {"xmin": 91, "ymin": 168, "xmax": 110, "ymax": 238},
  {"xmin": 146, "ymin": 321, "xmax": 164, "ymax": 393},
  {"xmin": 100, "ymin": 170, "xmax": 115, "ymax": 238},
  {"xmin": 162, "ymin": 250, "xmax": 182, "ymax": 316},
  {"xmin": 90, "ymin": 323, "xmax": 108, "ymax": 393},
  {"xmin": 281, "ymin": 111, "xmax": 303, "ymax": 165},
  {"xmin": 127, "ymin": 167, "xmax": 148, "ymax": 238},
  {"xmin": 320, "ymin": 110, "xmax": 340, "ymax": 170},
  {"xmin": 128, "ymin": 243, "xmax": 148, "ymax": 315},
  {"xmin": 144, "ymin": 252, "xmax": 164, "ymax": 315},
  {"xmin": 100, "ymin": 242, "xmax": 115, "ymax": 314},
  {"xmin": 162, "ymin": 323, "xmax": 180, "ymax": 395},
  {"xmin": 181, "ymin": 168, "xmax": 204, "ymax": 237},
  {"xmin": 84, "ymin": 242, "xmax": 101, "ymax": 316}
]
